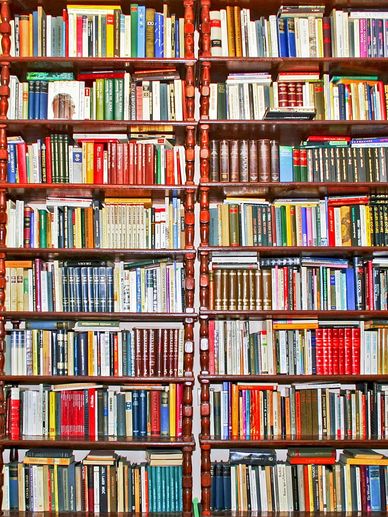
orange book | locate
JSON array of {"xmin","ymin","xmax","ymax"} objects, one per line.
[
  {"xmin": 233, "ymin": 6, "xmax": 242, "ymax": 57},
  {"xmin": 19, "ymin": 15, "xmax": 30, "ymax": 56},
  {"xmin": 225, "ymin": 6, "xmax": 235, "ymax": 57},
  {"xmin": 28, "ymin": 14, "xmax": 33, "ymax": 56},
  {"xmin": 85, "ymin": 207, "xmax": 94, "ymax": 248},
  {"xmin": 295, "ymin": 390, "xmax": 301, "ymax": 438},
  {"xmin": 303, "ymin": 465, "xmax": 311, "ymax": 511},
  {"xmin": 231, "ymin": 383, "xmax": 239, "ymax": 437}
]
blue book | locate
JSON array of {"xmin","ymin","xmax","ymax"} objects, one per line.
[
  {"xmin": 137, "ymin": 5, "xmax": 146, "ymax": 58},
  {"xmin": 301, "ymin": 207, "xmax": 308, "ymax": 246},
  {"xmin": 286, "ymin": 18, "xmax": 296, "ymax": 57},
  {"xmin": 132, "ymin": 390, "xmax": 139, "ymax": 436},
  {"xmin": 369, "ymin": 466, "xmax": 382, "ymax": 510},
  {"xmin": 33, "ymin": 11, "xmax": 39, "ymax": 56},
  {"xmin": 136, "ymin": 267, "xmax": 142, "ymax": 312},
  {"xmin": 277, "ymin": 18, "xmax": 288, "ymax": 57},
  {"xmin": 138, "ymin": 389, "xmax": 147, "ymax": 436},
  {"xmin": 214, "ymin": 463, "xmax": 223, "ymax": 510},
  {"xmin": 73, "ymin": 334, "xmax": 78, "ymax": 375},
  {"xmin": 223, "ymin": 464, "xmax": 231, "ymax": 510},
  {"xmin": 116, "ymin": 392, "xmax": 126, "ymax": 436},
  {"xmin": 160, "ymin": 390, "xmax": 169, "ymax": 435},
  {"xmin": 345, "ymin": 266, "xmax": 356, "ymax": 310},
  {"xmin": 107, "ymin": 266, "xmax": 114, "ymax": 312},
  {"xmin": 80, "ymin": 267, "xmax": 88, "ymax": 312},
  {"xmin": 7, "ymin": 143, "xmax": 17, "ymax": 183},
  {"xmin": 279, "ymin": 145, "xmax": 293, "ymax": 181},
  {"xmin": 78, "ymin": 332, "xmax": 87, "ymax": 375},
  {"xmin": 40, "ymin": 81, "xmax": 48, "ymax": 118},
  {"xmin": 175, "ymin": 17, "xmax": 179, "ymax": 57},
  {"xmin": 28, "ymin": 81, "xmax": 36, "ymax": 119},
  {"xmin": 337, "ymin": 83, "xmax": 346, "ymax": 120},
  {"xmin": 256, "ymin": 19, "xmax": 264, "ymax": 57},
  {"xmin": 74, "ymin": 267, "xmax": 82, "ymax": 312},
  {"xmin": 209, "ymin": 207, "xmax": 218, "ymax": 245},
  {"xmin": 8, "ymin": 462, "xmax": 18, "ymax": 510}
]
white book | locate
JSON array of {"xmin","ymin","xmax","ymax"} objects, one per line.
[
  {"xmin": 165, "ymin": 17, "xmax": 172, "ymax": 58},
  {"xmin": 124, "ymin": 15, "xmax": 131, "ymax": 57},
  {"xmin": 220, "ymin": 9, "xmax": 228, "ymax": 56},
  {"xmin": 269, "ymin": 15, "xmax": 279, "ymax": 56},
  {"xmin": 240, "ymin": 9, "xmax": 248, "ymax": 57},
  {"xmin": 248, "ymin": 20, "xmax": 258, "ymax": 57},
  {"xmin": 174, "ymin": 78, "xmax": 183, "ymax": 120},
  {"xmin": 9, "ymin": 20, "xmax": 14, "ymax": 57},
  {"xmin": 354, "ymin": 18, "xmax": 360, "ymax": 57},
  {"xmin": 47, "ymin": 81, "xmax": 82, "ymax": 119},
  {"xmin": 209, "ymin": 83, "xmax": 218, "ymax": 119},
  {"xmin": 46, "ymin": 15, "xmax": 52, "ymax": 56},
  {"xmin": 210, "ymin": 11, "xmax": 222, "ymax": 57}
]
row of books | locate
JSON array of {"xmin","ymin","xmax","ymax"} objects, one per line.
[
  {"xmin": 9, "ymin": 70, "xmax": 185, "ymax": 121},
  {"xmin": 209, "ymin": 136, "xmax": 388, "ymax": 183},
  {"xmin": 209, "ymin": 381, "xmax": 388, "ymax": 440},
  {"xmin": 6, "ymin": 197, "xmax": 185, "ymax": 249},
  {"xmin": 208, "ymin": 320, "xmax": 388, "ymax": 376},
  {"xmin": 2, "ymin": 449, "xmax": 183, "ymax": 512},
  {"xmin": 5, "ymin": 259, "xmax": 185, "ymax": 313},
  {"xmin": 7, "ymin": 134, "xmax": 186, "ymax": 185},
  {"xmin": 210, "ymin": 449, "xmax": 388, "ymax": 512},
  {"xmin": 7, "ymin": 383, "xmax": 183, "ymax": 439},
  {"xmin": 9, "ymin": 4, "xmax": 185, "ymax": 58},
  {"xmin": 209, "ymin": 73, "xmax": 388, "ymax": 121},
  {"xmin": 209, "ymin": 195, "xmax": 388, "ymax": 247},
  {"xmin": 209, "ymin": 6, "xmax": 388, "ymax": 58},
  {"xmin": 5, "ymin": 325, "xmax": 184, "ymax": 378},
  {"xmin": 208, "ymin": 256, "xmax": 388, "ymax": 311}
]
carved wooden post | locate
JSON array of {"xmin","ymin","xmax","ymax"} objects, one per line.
[
  {"xmin": 199, "ymin": 0, "xmax": 211, "ymax": 58},
  {"xmin": 184, "ymin": 0, "xmax": 195, "ymax": 60},
  {"xmin": 182, "ymin": 445, "xmax": 193, "ymax": 517}
]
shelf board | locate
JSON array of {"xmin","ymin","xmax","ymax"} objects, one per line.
[
  {"xmin": 3, "ymin": 375, "xmax": 194, "ymax": 384},
  {"xmin": 0, "ymin": 436, "xmax": 195, "ymax": 449},
  {"xmin": 199, "ymin": 246, "xmax": 388, "ymax": 257},
  {"xmin": 2, "ymin": 248, "xmax": 195, "ymax": 260},
  {"xmin": 1, "ymin": 56, "xmax": 195, "ymax": 73},
  {"xmin": 199, "ymin": 56, "xmax": 388, "ymax": 76},
  {"xmin": 201, "ymin": 181, "xmax": 388, "ymax": 198},
  {"xmin": 200, "ymin": 310, "xmax": 388, "ymax": 320},
  {"xmin": 200, "ymin": 437, "xmax": 388, "ymax": 448},
  {"xmin": 200, "ymin": 120, "xmax": 388, "ymax": 143},
  {"xmin": 199, "ymin": 374, "xmax": 388, "ymax": 383},
  {"xmin": 2, "ymin": 311, "xmax": 197, "ymax": 321},
  {"xmin": 4, "ymin": 119, "xmax": 196, "ymax": 139},
  {"xmin": 3, "ymin": 183, "xmax": 196, "ymax": 200}
]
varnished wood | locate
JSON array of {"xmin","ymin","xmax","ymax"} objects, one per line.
[
  {"xmin": 200, "ymin": 309, "xmax": 388, "ymax": 320},
  {"xmin": 4, "ymin": 375, "xmax": 194, "ymax": 384},
  {"xmin": 2, "ymin": 311, "xmax": 198, "ymax": 321},
  {"xmin": 199, "ymin": 246, "xmax": 388, "ymax": 257},
  {"xmin": 1, "ymin": 437, "xmax": 196, "ymax": 449}
]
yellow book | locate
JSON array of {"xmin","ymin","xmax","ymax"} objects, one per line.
[
  {"xmin": 285, "ymin": 204, "xmax": 293, "ymax": 246},
  {"xmin": 169, "ymin": 383, "xmax": 176, "ymax": 436},
  {"xmin": 316, "ymin": 18, "xmax": 324, "ymax": 57},
  {"xmin": 134, "ymin": 467, "xmax": 140, "ymax": 513},
  {"xmin": 225, "ymin": 6, "xmax": 235, "ymax": 57},
  {"xmin": 53, "ymin": 464, "xmax": 59, "ymax": 512},
  {"xmin": 43, "ymin": 330, "xmax": 50, "ymax": 375},
  {"xmin": 49, "ymin": 390, "xmax": 56, "ymax": 437},
  {"xmin": 340, "ymin": 205, "xmax": 351, "ymax": 246},
  {"xmin": 43, "ymin": 464, "xmax": 49, "ymax": 511},
  {"xmin": 106, "ymin": 13, "xmax": 114, "ymax": 57},
  {"xmin": 365, "ymin": 205, "xmax": 372, "ymax": 246},
  {"xmin": 85, "ymin": 141, "xmax": 94, "ymax": 184},
  {"xmin": 88, "ymin": 331, "xmax": 94, "ymax": 375},
  {"xmin": 5, "ymin": 260, "xmax": 32, "ymax": 268},
  {"xmin": 221, "ymin": 204, "xmax": 229, "ymax": 245},
  {"xmin": 308, "ymin": 464, "xmax": 314, "ymax": 512},
  {"xmin": 29, "ymin": 14, "xmax": 33, "ymax": 56},
  {"xmin": 245, "ymin": 205, "xmax": 253, "ymax": 246},
  {"xmin": 18, "ymin": 462, "xmax": 26, "ymax": 510},
  {"xmin": 231, "ymin": 383, "xmax": 239, "ymax": 437}
]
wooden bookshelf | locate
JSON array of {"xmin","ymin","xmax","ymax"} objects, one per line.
[
  {"xmin": 0, "ymin": 0, "xmax": 196, "ymax": 513},
  {"xmin": 199, "ymin": 0, "xmax": 388, "ymax": 514}
]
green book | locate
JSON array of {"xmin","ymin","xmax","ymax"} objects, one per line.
[
  {"xmin": 95, "ymin": 79, "xmax": 104, "ymax": 120},
  {"xmin": 26, "ymin": 72, "xmax": 74, "ymax": 81},
  {"xmin": 104, "ymin": 78, "xmax": 114, "ymax": 120},
  {"xmin": 51, "ymin": 134, "xmax": 58, "ymax": 183},
  {"xmin": 155, "ymin": 465, "xmax": 161, "ymax": 512},
  {"xmin": 39, "ymin": 209, "xmax": 48, "ymax": 247},
  {"xmin": 57, "ymin": 134, "xmax": 65, "ymax": 183},
  {"xmin": 130, "ymin": 4, "xmax": 138, "ymax": 57},
  {"xmin": 114, "ymin": 78, "xmax": 124, "ymax": 120},
  {"xmin": 217, "ymin": 83, "xmax": 226, "ymax": 119}
]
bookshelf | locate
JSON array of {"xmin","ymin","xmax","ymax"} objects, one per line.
[
  {"xmin": 199, "ymin": 0, "xmax": 388, "ymax": 514},
  {"xmin": 0, "ymin": 0, "xmax": 196, "ymax": 514}
]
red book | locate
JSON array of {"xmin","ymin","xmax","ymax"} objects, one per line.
[
  {"xmin": 116, "ymin": 143, "xmax": 124, "ymax": 184},
  {"xmin": 89, "ymin": 388, "xmax": 96, "ymax": 439},
  {"xmin": 9, "ymin": 388, "xmax": 20, "ymax": 440},
  {"xmin": 315, "ymin": 328, "xmax": 324, "ymax": 375},
  {"xmin": 322, "ymin": 328, "xmax": 329, "ymax": 375},
  {"xmin": 344, "ymin": 328, "xmax": 352, "ymax": 375},
  {"xmin": 77, "ymin": 71, "xmax": 126, "ymax": 81},
  {"xmin": 327, "ymin": 205, "xmax": 335, "ymax": 246},
  {"xmin": 173, "ymin": 328, "xmax": 179, "ymax": 376},
  {"xmin": 277, "ymin": 82, "xmax": 289, "ymax": 108},
  {"xmin": 307, "ymin": 135, "xmax": 350, "ymax": 143},
  {"xmin": 208, "ymin": 320, "xmax": 215, "ymax": 375},
  {"xmin": 150, "ymin": 390, "xmax": 161, "ymax": 435},
  {"xmin": 295, "ymin": 391, "xmax": 301, "ymax": 437},
  {"xmin": 136, "ymin": 143, "xmax": 143, "ymax": 184},
  {"xmin": 94, "ymin": 142, "xmax": 104, "ymax": 184},
  {"xmin": 288, "ymin": 457, "xmax": 336, "ymax": 465},
  {"xmin": 136, "ymin": 85, "xmax": 143, "ymax": 120},
  {"xmin": 143, "ymin": 329, "xmax": 149, "ymax": 376},
  {"xmin": 60, "ymin": 391, "xmax": 68, "ymax": 437},
  {"xmin": 303, "ymin": 465, "xmax": 310, "ymax": 510},
  {"xmin": 162, "ymin": 328, "xmax": 168, "ymax": 376},
  {"xmin": 16, "ymin": 142, "xmax": 27, "ymax": 183},
  {"xmin": 44, "ymin": 136, "xmax": 52, "ymax": 183},
  {"xmin": 176, "ymin": 383, "xmax": 183, "ymax": 437},
  {"xmin": 322, "ymin": 17, "xmax": 332, "ymax": 57},
  {"xmin": 122, "ymin": 141, "xmax": 129, "ymax": 184},
  {"xmin": 351, "ymin": 327, "xmax": 361, "ymax": 375},
  {"xmin": 292, "ymin": 148, "xmax": 300, "ymax": 177},
  {"xmin": 63, "ymin": 9, "xmax": 69, "ymax": 57},
  {"xmin": 377, "ymin": 81, "xmax": 386, "ymax": 120},
  {"xmin": 135, "ymin": 328, "xmax": 142, "ymax": 377},
  {"xmin": 113, "ymin": 334, "xmax": 119, "ymax": 376},
  {"xmin": 76, "ymin": 15, "xmax": 83, "ymax": 57},
  {"xmin": 128, "ymin": 141, "xmax": 135, "ymax": 184},
  {"xmin": 360, "ymin": 465, "xmax": 368, "ymax": 512},
  {"xmin": 110, "ymin": 142, "xmax": 117, "ymax": 184},
  {"xmin": 338, "ymin": 328, "xmax": 345, "ymax": 375},
  {"xmin": 165, "ymin": 149, "xmax": 174, "ymax": 185},
  {"xmin": 149, "ymin": 328, "xmax": 156, "ymax": 377},
  {"xmin": 144, "ymin": 143, "xmax": 155, "ymax": 184},
  {"xmin": 331, "ymin": 328, "xmax": 339, "ymax": 375}
]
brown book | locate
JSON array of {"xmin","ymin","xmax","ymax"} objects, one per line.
[
  {"xmin": 149, "ymin": 328, "xmax": 156, "ymax": 376},
  {"xmin": 229, "ymin": 140, "xmax": 240, "ymax": 182},
  {"xmin": 214, "ymin": 269, "xmax": 222, "ymax": 310},
  {"xmin": 313, "ymin": 83, "xmax": 325, "ymax": 120},
  {"xmin": 241, "ymin": 270, "xmax": 249, "ymax": 310},
  {"xmin": 255, "ymin": 269, "xmax": 262, "ymax": 310},
  {"xmin": 209, "ymin": 270, "xmax": 215, "ymax": 310},
  {"xmin": 261, "ymin": 269, "xmax": 272, "ymax": 310},
  {"xmin": 226, "ymin": 6, "xmax": 235, "ymax": 57},
  {"xmin": 248, "ymin": 140, "xmax": 258, "ymax": 182},
  {"xmin": 233, "ymin": 6, "xmax": 242, "ymax": 57},
  {"xmin": 287, "ymin": 82, "xmax": 297, "ymax": 107},
  {"xmin": 236, "ymin": 270, "xmax": 243, "ymax": 310},
  {"xmin": 270, "ymin": 140, "xmax": 280, "ymax": 182},
  {"xmin": 143, "ymin": 328, "xmax": 149, "ymax": 376},
  {"xmin": 221, "ymin": 269, "xmax": 229, "ymax": 310},
  {"xmin": 248, "ymin": 269, "xmax": 256, "ymax": 310},
  {"xmin": 229, "ymin": 270, "xmax": 237, "ymax": 310},
  {"xmin": 229, "ymin": 204, "xmax": 240, "ymax": 246},
  {"xmin": 239, "ymin": 140, "xmax": 249, "ymax": 182},
  {"xmin": 210, "ymin": 140, "xmax": 220, "ymax": 182},
  {"xmin": 220, "ymin": 139, "xmax": 230, "ymax": 182},
  {"xmin": 322, "ymin": 17, "xmax": 332, "ymax": 57},
  {"xmin": 295, "ymin": 82, "xmax": 304, "ymax": 107},
  {"xmin": 258, "ymin": 139, "xmax": 271, "ymax": 182},
  {"xmin": 310, "ymin": 389, "xmax": 319, "ymax": 437}
]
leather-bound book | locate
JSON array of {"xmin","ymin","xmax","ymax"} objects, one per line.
[
  {"xmin": 210, "ymin": 140, "xmax": 220, "ymax": 182},
  {"xmin": 229, "ymin": 139, "xmax": 240, "ymax": 182},
  {"xmin": 255, "ymin": 269, "xmax": 263, "ymax": 310},
  {"xmin": 248, "ymin": 140, "xmax": 258, "ymax": 182},
  {"xmin": 248, "ymin": 269, "xmax": 256, "ymax": 310},
  {"xmin": 214, "ymin": 269, "xmax": 222, "ymax": 310},
  {"xmin": 239, "ymin": 140, "xmax": 249, "ymax": 182},
  {"xmin": 236, "ymin": 270, "xmax": 243, "ymax": 310},
  {"xmin": 229, "ymin": 204, "xmax": 241, "ymax": 246},
  {"xmin": 226, "ymin": 6, "xmax": 235, "ymax": 57},
  {"xmin": 229, "ymin": 270, "xmax": 238, "ymax": 310},
  {"xmin": 234, "ymin": 6, "xmax": 242, "ymax": 57},
  {"xmin": 221, "ymin": 269, "xmax": 229, "ymax": 310},
  {"xmin": 242, "ymin": 269, "xmax": 249, "ymax": 310},
  {"xmin": 220, "ymin": 139, "xmax": 230, "ymax": 182},
  {"xmin": 258, "ymin": 139, "xmax": 271, "ymax": 182},
  {"xmin": 261, "ymin": 269, "xmax": 272, "ymax": 310},
  {"xmin": 270, "ymin": 140, "xmax": 280, "ymax": 182}
]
